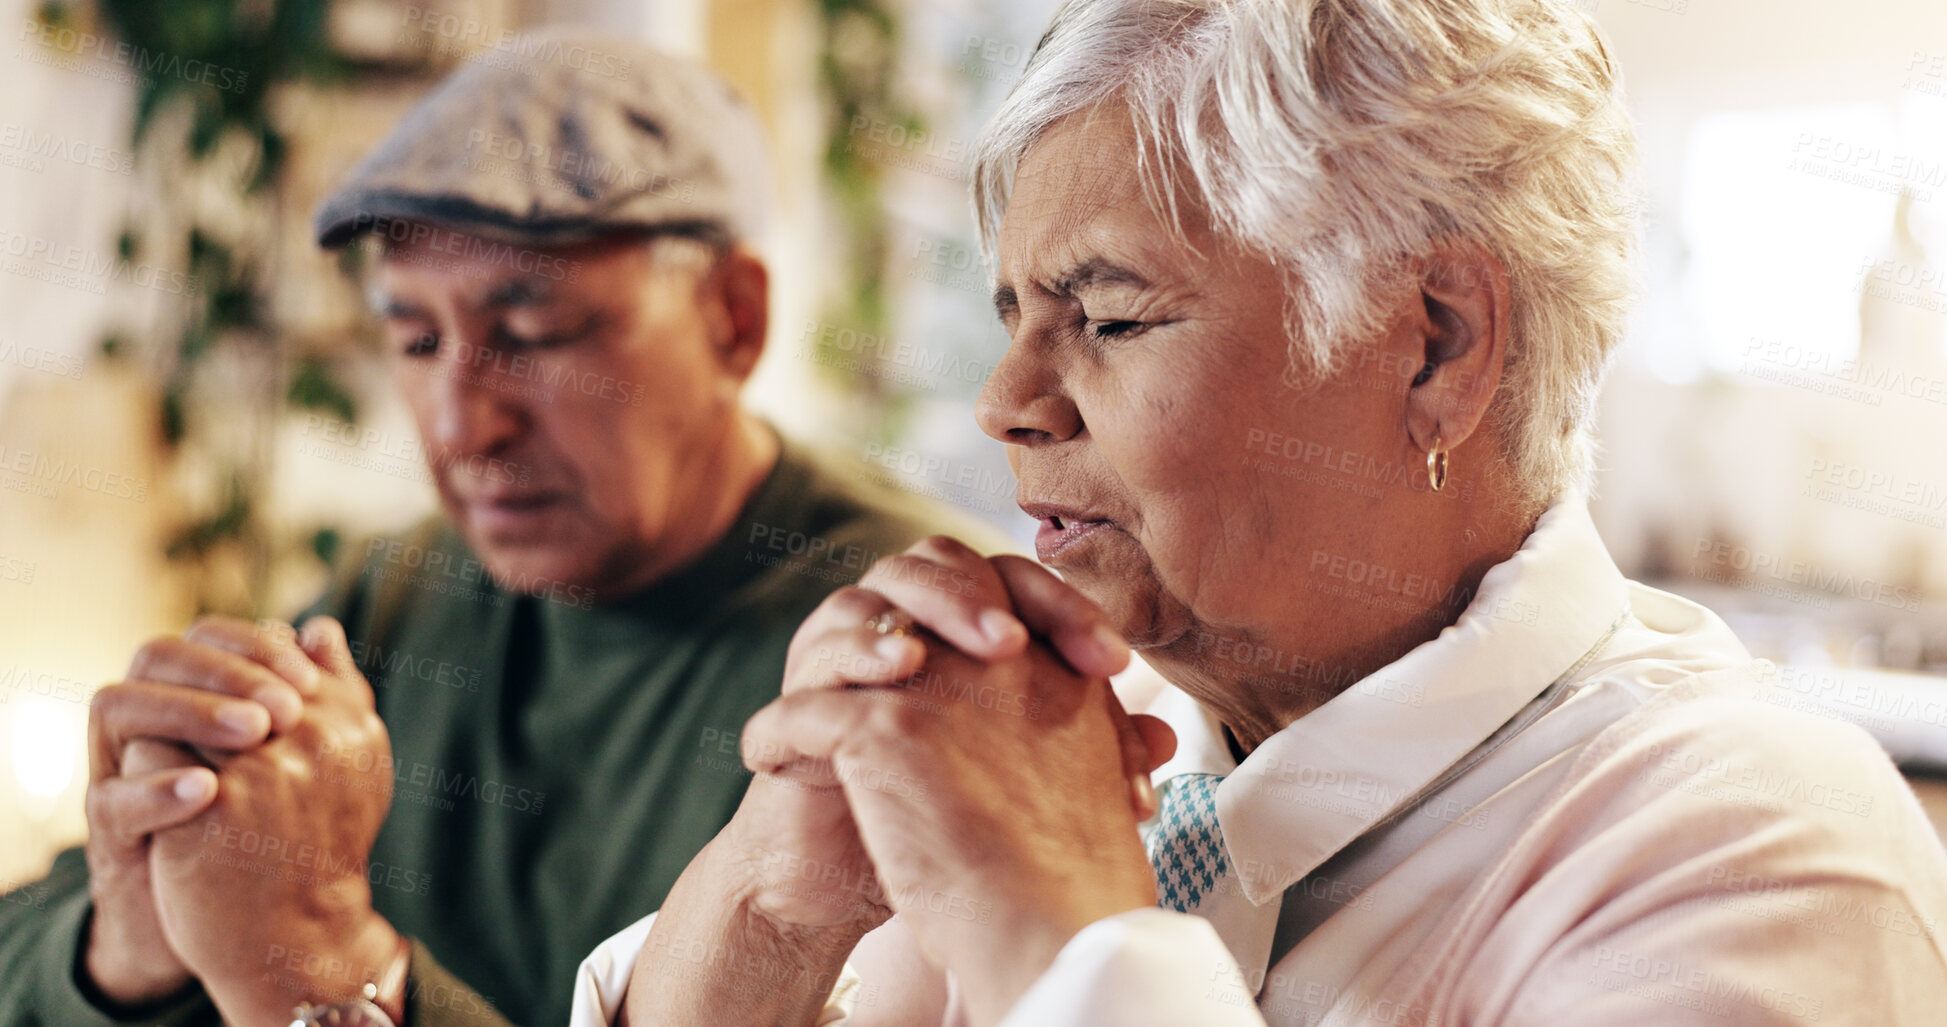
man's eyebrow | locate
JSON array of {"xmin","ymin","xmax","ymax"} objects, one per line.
[
  {"xmin": 374, "ymin": 293, "xmax": 424, "ymax": 320},
  {"xmin": 483, "ymin": 278, "xmax": 557, "ymax": 308},
  {"xmin": 371, "ymin": 282, "xmax": 555, "ymax": 319}
]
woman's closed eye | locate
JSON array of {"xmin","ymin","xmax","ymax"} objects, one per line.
[{"xmin": 1084, "ymin": 318, "xmax": 1151, "ymax": 342}]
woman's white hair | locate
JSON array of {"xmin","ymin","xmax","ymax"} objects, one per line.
[{"xmin": 971, "ymin": 0, "xmax": 1638, "ymax": 505}]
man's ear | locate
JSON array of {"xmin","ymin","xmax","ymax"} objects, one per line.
[
  {"xmin": 704, "ymin": 247, "xmax": 769, "ymax": 382},
  {"xmin": 1403, "ymin": 239, "xmax": 1510, "ymax": 454}
]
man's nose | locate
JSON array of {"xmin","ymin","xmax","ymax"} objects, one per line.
[{"xmin": 425, "ymin": 348, "xmax": 525, "ymax": 459}]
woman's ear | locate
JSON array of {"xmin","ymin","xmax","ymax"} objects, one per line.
[{"xmin": 1403, "ymin": 239, "xmax": 1510, "ymax": 455}]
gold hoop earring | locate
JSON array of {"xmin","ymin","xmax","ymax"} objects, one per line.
[{"xmin": 1426, "ymin": 436, "xmax": 1449, "ymax": 492}]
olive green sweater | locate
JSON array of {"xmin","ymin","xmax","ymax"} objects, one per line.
[{"xmin": 0, "ymin": 443, "xmax": 996, "ymax": 1026}]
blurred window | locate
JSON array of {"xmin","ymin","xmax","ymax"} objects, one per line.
[{"xmin": 1675, "ymin": 103, "xmax": 1907, "ymax": 382}]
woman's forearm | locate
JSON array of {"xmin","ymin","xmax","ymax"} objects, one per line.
[{"xmin": 621, "ymin": 836, "xmax": 865, "ymax": 1027}]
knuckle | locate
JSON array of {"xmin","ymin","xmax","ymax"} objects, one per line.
[
  {"xmin": 824, "ymin": 585, "xmax": 887, "ymax": 616},
  {"xmin": 356, "ymin": 710, "xmax": 390, "ymax": 748},
  {"xmin": 270, "ymin": 744, "xmax": 312, "ymax": 781},
  {"xmin": 783, "ymin": 634, "xmax": 815, "ymax": 674},
  {"xmin": 83, "ymin": 784, "xmax": 110, "ymax": 824},
  {"xmin": 183, "ymin": 615, "xmax": 227, "ymax": 642},
  {"xmin": 254, "ymin": 617, "xmax": 298, "ymax": 646},
  {"xmin": 866, "ymin": 694, "xmax": 925, "ymax": 738},
  {"xmin": 783, "ymin": 644, "xmax": 824, "ymax": 686},
  {"xmin": 283, "ymin": 714, "xmax": 323, "ymax": 747},
  {"xmin": 825, "ymin": 584, "xmax": 869, "ymax": 608},
  {"xmin": 910, "ymin": 534, "xmax": 975, "ymax": 561},
  {"xmin": 861, "ymin": 554, "xmax": 926, "ymax": 590},
  {"xmin": 806, "ymin": 635, "xmax": 873, "ymax": 683},
  {"xmin": 990, "ymin": 552, "xmax": 1045, "ymax": 582},
  {"xmin": 87, "ymin": 785, "xmax": 136, "ymax": 840},
  {"xmin": 89, "ymin": 684, "xmax": 121, "ymax": 712},
  {"xmin": 85, "ymin": 795, "xmax": 133, "ymax": 844},
  {"xmin": 129, "ymin": 635, "xmax": 179, "ymax": 676},
  {"xmin": 214, "ymin": 660, "xmax": 266, "ymax": 698},
  {"xmin": 791, "ymin": 604, "xmax": 853, "ymax": 663},
  {"xmin": 89, "ymin": 684, "xmax": 137, "ymax": 724}
]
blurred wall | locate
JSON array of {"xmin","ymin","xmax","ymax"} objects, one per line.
[
  {"xmin": 1589, "ymin": 0, "xmax": 1947, "ymax": 670},
  {"xmin": 0, "ymin": 0, "xmax": 186, "ymax": 888}
]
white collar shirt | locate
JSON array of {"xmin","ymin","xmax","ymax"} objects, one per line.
[{"xmin": 571, "ymin": 498, "xmax": 1947, "ymax": 1026}]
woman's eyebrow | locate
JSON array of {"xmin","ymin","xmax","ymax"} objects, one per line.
[
  {"xmin": 991, "ymin": 257, "xmax": 1152, "ymax": 321},
  {"xmin": 992, "ymin": 284, "xmax": 1019, "ymax": 322},
  {"xmin": 1051, "ymin": 258, "xmax": 1149, "ymax": 297}
]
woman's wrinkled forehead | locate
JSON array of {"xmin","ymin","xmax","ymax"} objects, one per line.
[{"xmin": 999, "ymin": 110, "xmax": 1229, "ymax": 273}]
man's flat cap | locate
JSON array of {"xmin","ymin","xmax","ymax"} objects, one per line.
[{"xmin": 315, "ymin": 28, "xmax": 768, "ymax": 249}]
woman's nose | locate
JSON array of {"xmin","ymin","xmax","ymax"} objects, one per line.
[{"xmin": 975, "ymin": 338, "xmax": 1082, "ymax": 445}]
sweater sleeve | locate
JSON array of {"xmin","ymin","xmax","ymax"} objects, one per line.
[
  {"xmin": 0, "ymin": 847, "xmax": 219, "ymax": 1027},
  {"xmin": 0, "ymin": 833, "xmax": 514, "ymax": 1027},
  {"xmin": 401, "ymin": 938, "xmax": 518, "ymax": 1027}
]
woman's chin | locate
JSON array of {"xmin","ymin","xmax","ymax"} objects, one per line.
[{"xmin": 1074, "ymin": 579, "xmax": 1182, "ymax": 652}]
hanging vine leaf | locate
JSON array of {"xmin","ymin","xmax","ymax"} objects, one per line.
[
  {"xmin": 163, "ymin": 474, "xmax": 252, "ymax": 560},
  {"xmin": 287, "ymin": 352, "xmax": 357, "ymax": 424},
  {"xmin": 208, "ymin": 283, "xmax": 261, "ymax": 334},
  {"xmin": 310, "ymin": 526, "xmax": 341, "ymax": 566},
  {"xmin": 175, "ymin": 321, "xmax": 213, "ymax": 365},
  {"xmin": 249, "ymin": 120, "xmax": 286, "ymax": 192},
  {"xmin": 157, "ymin": 386, "xmax": 187, "ymax": 447},
  {"xmin": 810, "ymin": 0, "xmax": 924, "ymax": 421}
]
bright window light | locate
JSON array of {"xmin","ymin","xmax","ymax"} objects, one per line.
[
  {"xmin": 9, "ymin": 697, "xmax": 83, "ymax": 801},
  {"xmin": 1894, "ymin": 89, "xmax": 1947, "ymax": 293},
  {"xmin": 1678, "ymin": 104, "xmax": 1902, "ymax": 381}
]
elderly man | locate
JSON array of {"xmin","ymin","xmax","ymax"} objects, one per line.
[
  {"xmin": 575, "ymin": 0, "xmax": 1947, "ymax": 1024},
  {"xmin": 0, "ymin": 30, "xmax": 987, "ymax": 1027}
]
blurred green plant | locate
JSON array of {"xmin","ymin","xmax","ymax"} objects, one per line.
[
  {"xmin": 32, "ymin": 0, "xmax": 355, "ymax": 613},
  {"xmin": 812, "ymin": 0, "xmax": 924, "ymax": 440}
]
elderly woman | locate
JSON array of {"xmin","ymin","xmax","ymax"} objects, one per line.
[{"xmin": 574, "ymin": 0, "xmax": 1947, "ymax": 1023}]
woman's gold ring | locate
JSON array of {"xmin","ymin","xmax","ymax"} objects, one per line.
[{"xmin": 864, "ymin": 609, "xmax": 916, "ymax": 638}]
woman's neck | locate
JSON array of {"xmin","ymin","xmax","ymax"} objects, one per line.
[{"xmin": 1149, "ymin": 489, "xmax": 1540, "ymax": 754}]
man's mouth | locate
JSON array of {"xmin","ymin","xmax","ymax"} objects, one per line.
[{"xmin": 463, "ymin": 493, "xmax": 565, "ymax": 532}]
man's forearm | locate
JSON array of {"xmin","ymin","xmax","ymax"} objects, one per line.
[{"xmin": 623, "ymin": 838, "xmax": 863, "ymax": 1027}]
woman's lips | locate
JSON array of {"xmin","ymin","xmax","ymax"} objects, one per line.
[{"xmin": 1035, "ymin": 516, "xmax": 1113, "ymax": 562}]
